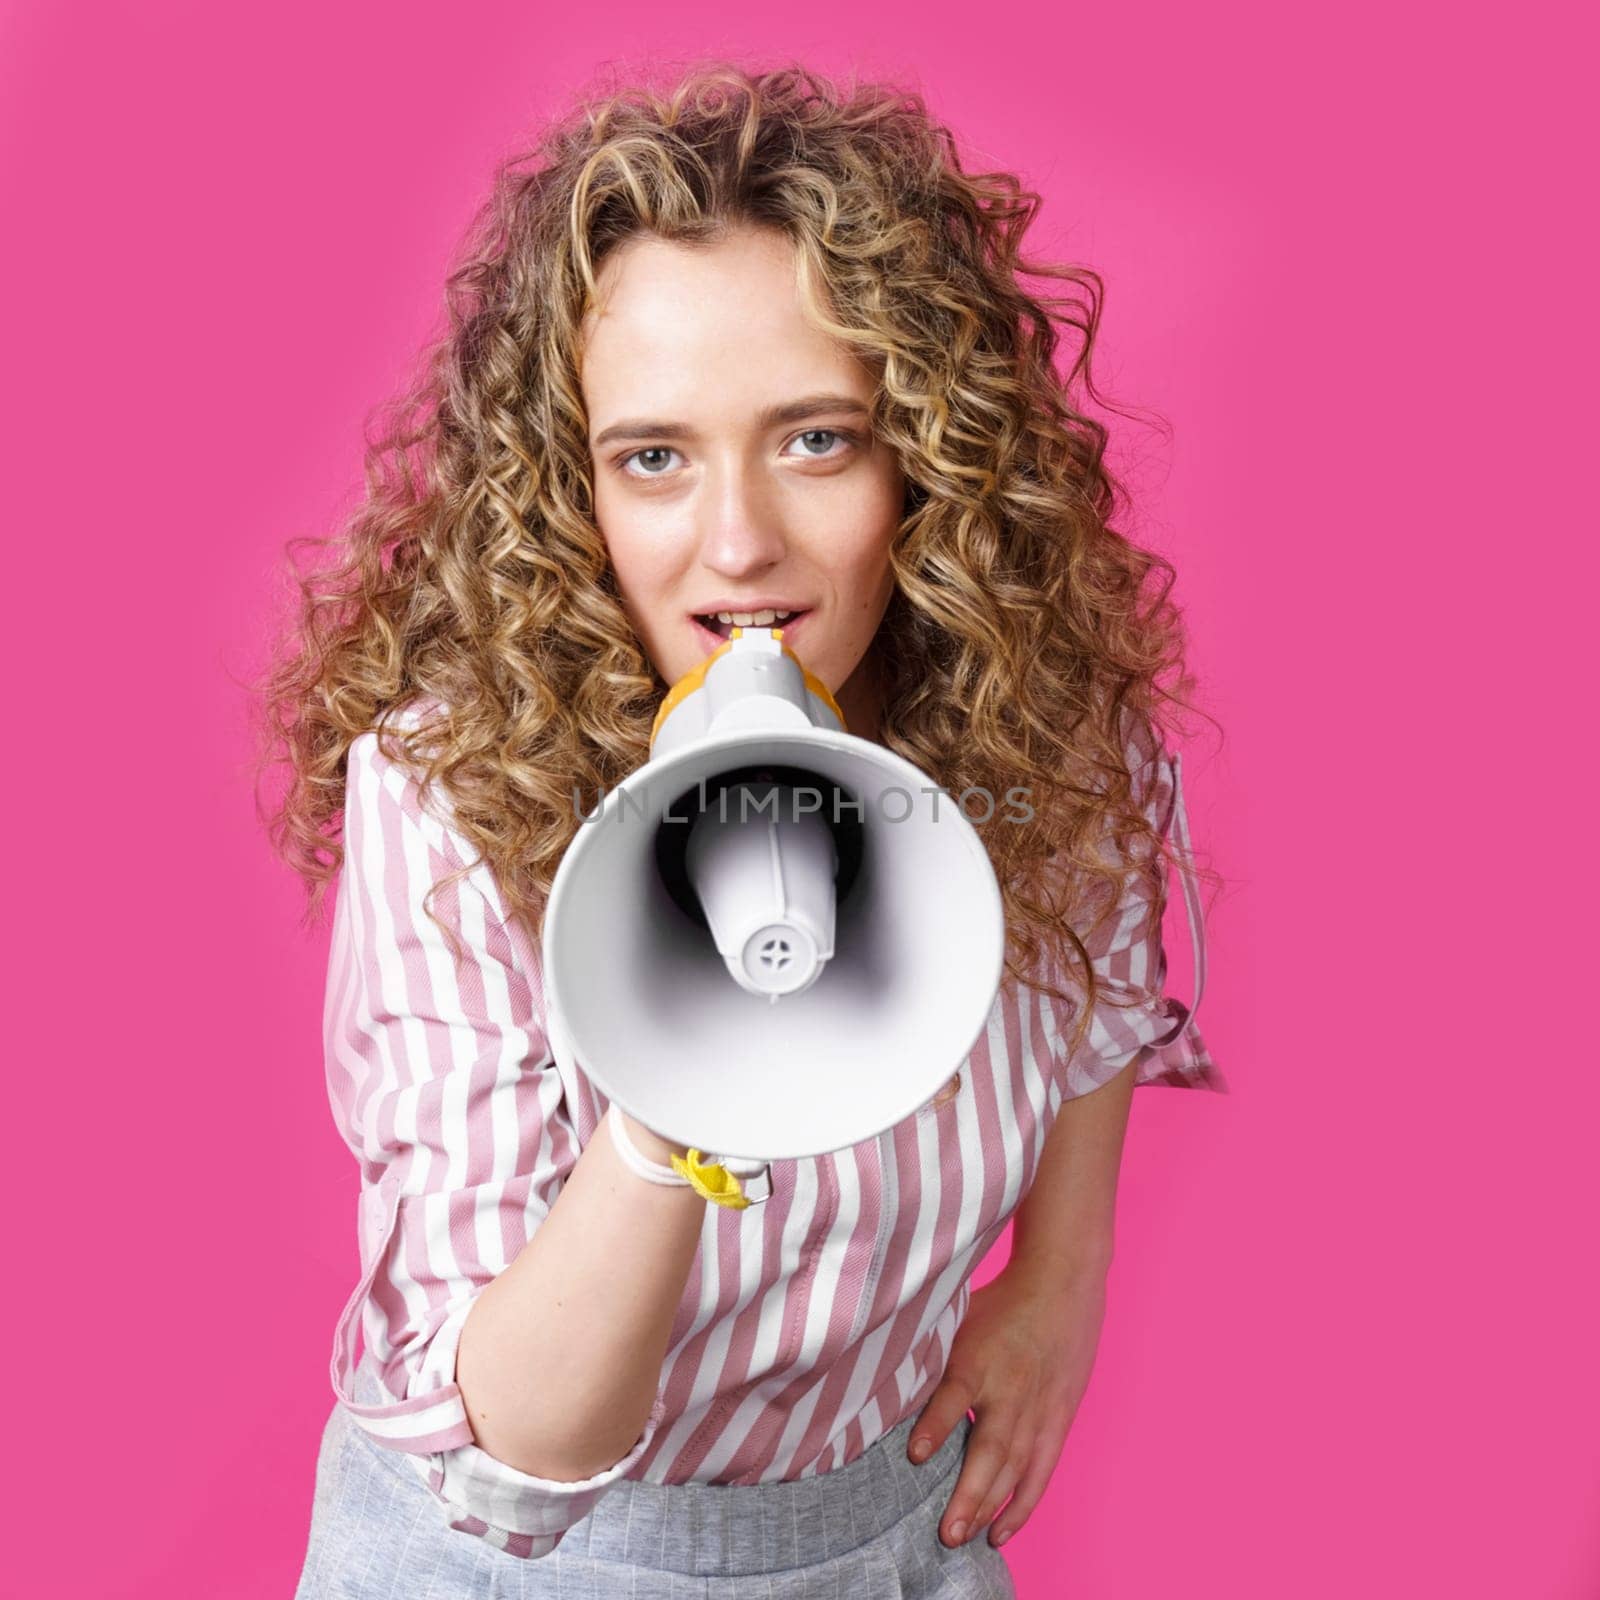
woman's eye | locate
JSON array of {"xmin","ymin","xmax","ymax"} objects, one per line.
[
  {"xmin": 783, "ymin": 428, "xmax": 855, "ymax": 460},
  {"xmin": 621, "ymin": 446, "xmax": 682, "ymax": 477}
]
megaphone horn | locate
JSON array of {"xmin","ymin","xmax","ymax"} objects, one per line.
[{"xmin": 542, "ymin": 626, "xmax": 1005, "ymax": 1162}]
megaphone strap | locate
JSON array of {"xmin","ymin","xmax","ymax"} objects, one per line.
[
  {"xmin": 670, "ymin": 1149, "xmax": 756, "ymax": 1210},
  {"xmin": 606, "ymin": 1105, "xmax": 693, "ymax": 1188},
  {"xmin": 607, "ymin": 1104, "xmax": 767, "ymax": 1209}
]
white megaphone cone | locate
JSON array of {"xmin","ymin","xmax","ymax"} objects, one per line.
[{"xmin": 541, "ymin": 625, "xmax": 1005, "ymax": 1163}]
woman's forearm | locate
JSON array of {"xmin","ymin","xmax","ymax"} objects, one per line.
[
  {"xmin": 453, "ymin": 1107, "xmax": 705, "ymax": 1480},
  {"xmin": 1009, "ymin": 1053, "xmax": 1138, "ymax": 1281}
]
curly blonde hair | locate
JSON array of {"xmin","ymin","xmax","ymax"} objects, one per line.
[{"xmin": 252, "ymin": 58, "xmax": 1221, "ymax": 1061}]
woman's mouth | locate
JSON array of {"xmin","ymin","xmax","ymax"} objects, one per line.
[{"xmin": 690, "ymin": 609, "xmax": 811, "ymax": 651}]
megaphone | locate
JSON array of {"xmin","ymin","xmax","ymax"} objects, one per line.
[{"xmin": 541, "ymin": 625, "xmax": 1005, "ymax": 1164}]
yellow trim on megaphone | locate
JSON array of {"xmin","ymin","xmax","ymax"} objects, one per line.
[
  {"xmin": 649, "ymin": 637, "xmax": 736, "ymax": 747},
  {"xmin": 649, "ymin": 625, "xmax": 847, "ymax": 748}
]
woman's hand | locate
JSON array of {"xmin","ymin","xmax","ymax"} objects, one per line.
[{"xmin": 906, "ymin": 1255, "xmax": 1110, "ymax": 1550}]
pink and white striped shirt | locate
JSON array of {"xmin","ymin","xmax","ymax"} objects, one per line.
[{"xmin": 320, "ymin": 706, "xmax": 1225, "ymax": 1560}]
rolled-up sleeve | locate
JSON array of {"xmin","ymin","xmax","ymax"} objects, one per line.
[
  {"xmin": 321, "ymin": 724, "xmax": 669, "ymax": 1559},
  {"xmin": 1047, "ymin": 713, "xmax": 1228, "ymax": 1100}
]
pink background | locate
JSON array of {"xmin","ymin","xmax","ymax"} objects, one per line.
[{"xmin": 4, "ymin": 1, "xmax": 1592, "ymax": 1595}]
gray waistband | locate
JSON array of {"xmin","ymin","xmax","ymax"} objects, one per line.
[
  {"xmin": 572, "ymin": 1406, "xmax": 970, "ymax": 1575},
  {"xmin": 346, "ymin": 1361, "xmax": 970, "ymax": 1577}
]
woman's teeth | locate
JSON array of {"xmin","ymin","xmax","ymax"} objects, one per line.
[
  {"xmin": 716, "ymin": 609, "xmax": 798, "ymax": 626},
  {"xmin": 699, "ymin": 609, "xmax": 801, "ymax": 636}
]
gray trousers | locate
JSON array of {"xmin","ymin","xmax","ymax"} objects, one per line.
[{"xmin": 293, "ymin": 1378, "xmax": 1019, "ymax": 1598}]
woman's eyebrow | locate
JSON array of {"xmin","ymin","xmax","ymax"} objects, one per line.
[{"xmin": 591, "ymin": 394, "xmax": 869, "ymax": 449}]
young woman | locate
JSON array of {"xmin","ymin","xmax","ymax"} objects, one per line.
[{"xmin": 260, "ymin": 60, "xmax": 1227, "ymax": 1599}]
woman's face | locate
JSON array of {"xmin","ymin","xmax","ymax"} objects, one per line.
[{"xmin": 579, "ymin": 224, "xmax": 906, "ymax": 740}]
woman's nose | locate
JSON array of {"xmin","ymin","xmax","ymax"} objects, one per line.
[{"xmin": 697, "ymin": 466, "xmax": 788, "ymax": 577}]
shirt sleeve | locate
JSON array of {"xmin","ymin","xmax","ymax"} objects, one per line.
[
  {"xmin": 320, "ymin": 724, "xmax": 670, "ymax": 1560},
  {"xmin": 1047, "ymin": 713, "xmax": 1228, "ymax": 1100}
]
